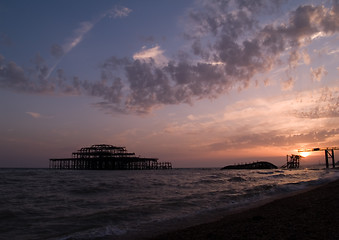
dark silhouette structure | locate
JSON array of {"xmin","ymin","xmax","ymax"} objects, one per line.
[
  {"xmin": 282, "ymin": 154, "xmax": 301, "ymax": 169},
  {"xmin": 49, "ymin": 144, "xmax": 172, "ymax": 170},
  {"xmin": 298, "ymin": 147, "xmax": 338, "ymax": 168}
]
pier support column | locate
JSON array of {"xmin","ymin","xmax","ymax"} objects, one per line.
[
  {"xmin": 332, "ymin": 149, "xmax": 335, "ymax": 168},
  {"xmin": 325, "ymin": 150, "xmax": 329, "ymax": 168},
  {"xmin": 325, "ymin": 149, "xmax": 335, "ymax": 168}
]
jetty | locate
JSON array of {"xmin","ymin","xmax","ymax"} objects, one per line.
[{"xmin": 49, "ymin": 144, "xmax": 172, "ymax": 170}]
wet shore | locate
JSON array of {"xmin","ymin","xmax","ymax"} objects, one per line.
[{"xmin": 148, "ymin": 179, "xmax": 339, "ymax": 240}]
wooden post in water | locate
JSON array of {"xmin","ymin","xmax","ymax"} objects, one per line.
[
  {"xmin": 325, "ymin": 149, "xmax": 336, "ymax": 168},
  {"xmin": 325, "ymin": 150, "xmax": 329, "ymax": 168}
]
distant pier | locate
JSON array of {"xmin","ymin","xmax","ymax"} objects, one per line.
[
  {"xmin": 49, "ymin": 144, "xmax": 172, "ymax": 170},
  {"xmin": 282, "ymin": 154, "xmax": 301, "ymax": 169},
  {"xmin": 298, "ymin": 147, "xmax": 338, "ymax": 168}
]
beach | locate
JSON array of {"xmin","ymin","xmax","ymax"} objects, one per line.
[{"xmin": 148, "ymin": 179, "xmax": 339, "ymax": 240}]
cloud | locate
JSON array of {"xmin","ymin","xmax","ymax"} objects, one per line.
[
  {"xmin": 293, "ymin": 87, "xmax": 339, "ymax": 119},
  {"xmin": 281, "ymin": 77, "xmax": 294, "ymax": 90},
  {"xmin": 208, "ymin": 129, "xmax": 339, "ymax": 150},
  {"xmin": 1, "ymin": 1, "xmax": 339, "ymax": 115},
  {"xmin": 133, "ymin": 45, "xmax": 168, "ymax": 66},
  {"xmin": 328, "ymin": 48, "xmax": 339, "ymax": 55},
  {"xmin": 90, "ymin": 1, "xmax": 335, "ymax": 114},
  {"xmin": 109, "ymin": 6, "xmax": 132, "ymax": 18},
  {"xmin": 179, "ymin": 87, "xmax": 339, "ymax": 151},
  {"xmin": 26, "ymin": 111, "xmax": 53, "ymax": 119},
  {"xmin": 187, "ymin": 114, "xmax": 196, "ymax": 121},
  {"xmin": 0, "ymin": 53, "xmax": 81, "ymax": 94},
  {"xmin": 93, "ymin": 55, "xmax": 229, "ymax": 114},
  {"xmin": 47, "ymin": 5, "xmax": 132, "ymax": 78},
  {"xmin": 156, "ymin": 87, "xmax": 339, "ymax": 153},
  {"xmin": 46, "ymin": 20, "xmax": 96, "ymax": 79},
  {"xmin": 63, "ymin": 21, "xmax": 95, "ymax": 54},
  {"xmin": 310, "ymin": 66, "xmax": 328, "ymax": 82},
  {"xmin": 302, "ymin": 49, "xmax": 311, "ymax": 64},
  {"xmin": 0, "ymin": 54, "xmax": 55, "ymax": 93}
]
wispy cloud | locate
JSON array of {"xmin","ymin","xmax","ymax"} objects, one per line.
[
  {"xmin": 64, "ymin": 21, "xmax": 95, "ymax": 54},
  {"xmin": 47, "ymin": 5, "xmax": 132, "ymax": 79},
  {"xmin": 26, "ymin": 112, "xmax": 53, "ymax": 119},
  {"xmin": 108, "ymin": 6, "xmax": 132, "ymax": 18},
  {"xmin": 61, "ymin": 5, "xmax": 132, "ymax": 55},
  {"xmin": 163, "ymin": 87, "xmax": 339, "ymax": 152}
]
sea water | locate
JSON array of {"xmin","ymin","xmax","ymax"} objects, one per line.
[{"xmin": 0, "ymin": 168, "xmax": 338, "ymax": 240}]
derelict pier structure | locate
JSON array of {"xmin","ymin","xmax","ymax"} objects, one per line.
[
  {"xmin": 49, "ymin": 144, "xmax": 172, "ymax": 170},
  {"xmin": 282, "ymin": 154, "xmax": 301, "ymax": 169},
  {"xmin": 298, "ymin": 147, "xmax": 338, "ymax": 168}
]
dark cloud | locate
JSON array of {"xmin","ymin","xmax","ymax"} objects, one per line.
[
  {"xmin": 1, "ymin": 1, "xmax": 339, "ymax": 115},
  {"xmin": 0, "ymin": 54, "xmax": 53, "ymax": 93},
  {"xmin": 236, "ymin": 0, "xmax": 287, "ymax": 12},
  {"xmin": 209, "ymin": 3, "xmax": 339, "ymax": 80},
  {"xmin": 0, "ymin": 53, "xmax": 78, "ymax": 94},
  {"xmin": 94, "ymin": 57, "xmax": 226, "ymax": 114},
  {"xmin": 82, "ymin": 77, "xmax": 123, "ymax": 104}
]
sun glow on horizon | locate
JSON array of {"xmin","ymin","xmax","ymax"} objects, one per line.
[{"xmin": 300, "ymin": 152, "xmax": 311, "ymax": 158}]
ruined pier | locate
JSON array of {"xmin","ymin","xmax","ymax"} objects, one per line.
[
  {"xmin": 298, "ymin": 147, "xmax": 338, "ymax": 168},
  {"xmin": 49, "ymin": 144, "xmax": 172, "ymax": 170}
]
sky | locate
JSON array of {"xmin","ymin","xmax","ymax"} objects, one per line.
[{"xmin": 1, "ymin": 0, "xmax": 339, "ymax": 168}]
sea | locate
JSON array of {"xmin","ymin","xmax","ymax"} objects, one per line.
[{"xmin": 1, "ymin": 167, "xmax": 339, "ymax": 240}]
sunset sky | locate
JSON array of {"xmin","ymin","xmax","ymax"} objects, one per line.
[{"xmin": 1, "ymin": 0, "xmax": 338, "ymax": 168}]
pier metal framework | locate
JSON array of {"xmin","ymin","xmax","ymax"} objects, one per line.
[
  {"xmin": 283, "ymin": 154, "xmax": 301, "ymax": 169},
  {"xmin": 298, "ymin": 147, "xmax": 338, "ymax": 168},
  {"xmin": 49, "ymin": 144, "xmax": 172, "ymax": 170}
]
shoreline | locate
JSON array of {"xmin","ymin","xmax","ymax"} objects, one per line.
[{"xmin": 146, "ymin": 178, "xmax": 339, "ymax": 240}]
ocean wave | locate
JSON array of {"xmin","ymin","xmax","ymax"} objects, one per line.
[
  {"xmin": 228, "ymin": 176, "xmax": 247, "ymax": 182},
  {"xmin": 245, "ymin": 184, "xmax": 277, "ymax": 194},
  {"xmin": 269, "ymin": 173, "xmax": 286, "ymax": 179},
  {"xmin": 198, "ymin": 178, "xmax": 226, "ymax": 184},
  {"xmin": 58, "ymin": 225, "xmax": 128, "ymax": 240},
  {"xmin": 256, "ymin": 171, "xmax": 275, "ymax": 175},
  {"xmin": 1, "ymin": 168, "xmax": 338, "ymax": 240}
]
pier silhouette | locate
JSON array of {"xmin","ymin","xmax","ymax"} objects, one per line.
[
  {"xmin": 298, "ymin": 147, "xmax": 338, "ymax": 168},
  {"xmin": 49, "ymin": 144, "xmax": 172, "ymax": 170}
]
